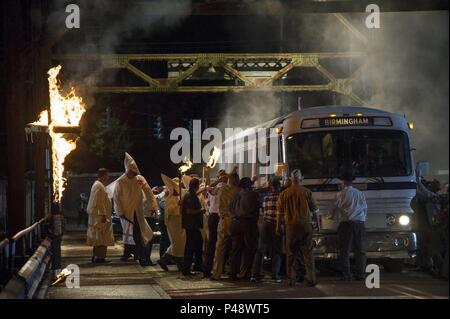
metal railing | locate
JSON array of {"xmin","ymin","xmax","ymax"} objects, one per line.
[
  {"xmin": 0, "ymin": 217, "xmax": 49, "ymax": 275},
  {"xmin": 0, "ymin": 238, "xmax": 9, "ymax": 272}
]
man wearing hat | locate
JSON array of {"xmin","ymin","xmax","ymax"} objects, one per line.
[
  {"xmin": 328, "ymin": 169, "xmax": 368, "ymax": 281},
  {"xmin": 276, "ymin": 169, "xmax": 318, "ymax": 287}
]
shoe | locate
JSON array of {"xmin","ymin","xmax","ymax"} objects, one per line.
[
  {"xmin": 287, "ymin": 279, "xmax": 296, "ymax": 287},
  {"xmin": 203, "ymin": 272, "xmax": 212, "ymax": 279},
  {"xmin": 306, "ymin": 280, "xmax": 317, "ymax": 287},
  {"xmin": 93, "ymin": 258, "xmax": 110, "ymax": 264},
  {"xmin": 120, "ymin": 255, "xmax": 131, "ymax": 262},
  {"xmin": 182, "ymin": 272, "xmax": 196, "ymax": 276},
  {"xmin": 272, "ymin": 277, "xmax": 282, "ymax": 283},
  {"xmin": 250, "ymin": 276, "xmax": 261, "ymax": 283},
  {"xmin": 148, "ymin": 260, "xmax": 157, "ymax": 266},
  {"xmin": 193, "ymin": 266, "xmax": 203, "ymax": 272},
  {"xmin": 229, "ymin": 275, "xmax": 238, "ymax": 281},
  {"xmin": 157, "ymin": 260, "xmax": 169, "ymax": 271},
  {"xmin": 139, "ymin": 261, "xmax": 150, "ymax": 267},
  {"xmin": 210, "ymin": 276, "xmax": 220, "ymax": 281}
]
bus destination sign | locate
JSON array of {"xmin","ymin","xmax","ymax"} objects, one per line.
[{"xmin": 320, "ymin": 117, "xmax": 372, "ymax": 127}]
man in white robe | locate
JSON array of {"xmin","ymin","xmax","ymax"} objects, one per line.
[
  {"xmin": 114, "ymin": 152, "xmax": 154, "ymax": 266},
  {"xmin": 158, "ymin": 174, "xmax": 186, "ymax": 271},
  {"xmin": 86, "ymin": 168, "xmax": 115, "ymax": 263},
  {"xmin": 142, "ymin": 182, "xmax": 159, "ymax": 265}
]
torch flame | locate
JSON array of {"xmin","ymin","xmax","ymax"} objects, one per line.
[
  {"xmin": 32, "ymin": 110, "xmax": 49, "ymax": 126},
  {"xmin": 206, "ymin": 146, "xmax": 221, "ymax": 168},
  {"xmin": 32, "ymin": 65, "xmax": 86, "ymax": 203},
  {"xmin": 179, "ymin": 158, "xmax": 193, "ymax": 174}
]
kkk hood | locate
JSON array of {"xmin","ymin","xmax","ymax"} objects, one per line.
[
  {"xmin": 124, "ymin": 152, "xmax": 140, "ymax": 175},
  {"xmin": 161, "ymin": 173, "xmax": 179, "ymax": 196}
]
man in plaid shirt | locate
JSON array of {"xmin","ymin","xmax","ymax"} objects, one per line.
[{"xmin": 251, "ymin": 178, "xmax": 283, "ymax": 282}]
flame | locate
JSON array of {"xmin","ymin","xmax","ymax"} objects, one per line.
[
  {"xmin": 32, "ymin": 65, "xmax": 86, "ymax": 203},
  {"xmin": 206, "ymin": 146, "xmax": 221, "ymax": 168},
  {"xmin": 32, "ymin": 110, "xmax": 49, "ymax": 126},
  {"xmin": 179, "ymin": 158, "xmax": 193, "ymax": 174}
]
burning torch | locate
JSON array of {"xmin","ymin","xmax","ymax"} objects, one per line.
[
  {"xmin": 178, "ymin": 158, "xmax": 193, "ymax": 204},
  {"xmin": 25, "ymin": 65, "xmax": 86, "ymax": 274},
  {"xmin": 25, "ymin": 65, "xmax": 86, "ymax": 207},
  {"xmin": 203, "ymin": 146, "xmax": 221, "ymax": 186}
]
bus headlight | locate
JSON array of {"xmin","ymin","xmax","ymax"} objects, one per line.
[{"xmin": 399, "ymin": 215, "xmax": 410, "ymax": 226}]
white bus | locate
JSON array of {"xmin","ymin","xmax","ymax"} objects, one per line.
[{"xmin": 222, "ymin": 105, "xmax": 422, "ymax": 272}]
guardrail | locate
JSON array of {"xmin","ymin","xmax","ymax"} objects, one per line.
[
  {"xmin": 0, "ymin": 239, "xmax": 52, "ymax": 299},
  {"xmin": 0, "ymin": 216, "xmax": 50, "ymax": 297},
  {"xmin": 8, "ymin": 217, "xmax": 48, "ymax": 270}
]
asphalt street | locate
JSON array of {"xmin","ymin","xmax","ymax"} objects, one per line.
[{"xmin": 44, "ymin": 232, "xmax": 449, "ymax": 299}]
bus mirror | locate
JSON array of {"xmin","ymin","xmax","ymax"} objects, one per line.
[
  {"xmin": 415, "ymin": 161, "xmax": 429, "ymax": 177},
  {"xmin": 274, "ymin": 163, "xmax": 287, "ymax": 177}
]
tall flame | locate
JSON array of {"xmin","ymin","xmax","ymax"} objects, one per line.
[
  {"xmin": 32, "ymin": 110, "xmax": 49, "ymax": 126},
  {"xmin": 32, "ymin": 65, "xmax": 86, "ymax": 203},
  {"xmin": 206, "ymin": 146, "xmax": 221, "ymax": 168},
  {"xmin": 179, "ymin": 158, "xmax": 193, "ymax": 174}
]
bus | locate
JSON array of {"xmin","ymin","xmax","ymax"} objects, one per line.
[{"xmin": 221, "ymin": 105, "xmax": 423, "ymax": 272}]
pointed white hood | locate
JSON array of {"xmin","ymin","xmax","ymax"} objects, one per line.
[{"xmin": 124, "ymin": 152, "xmax": 140, "ymax": 174}]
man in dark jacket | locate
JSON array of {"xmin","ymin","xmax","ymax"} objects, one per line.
[
  {"xmin": 181, "ymin": 178, "xmax": 205, "ymax": 276},
  {"xmin": 229, "ymin": 177, "xmax": 260, "ymax": 280}
]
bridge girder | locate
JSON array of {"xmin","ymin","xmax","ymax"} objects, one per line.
[{"xmin": 54, "ymin": 51, "xmax": 368, "ymax": 105}]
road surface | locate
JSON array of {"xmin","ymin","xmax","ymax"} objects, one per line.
[{"xmin": 43, "ymin": 231, "xmax": 449, "ymax": 299}]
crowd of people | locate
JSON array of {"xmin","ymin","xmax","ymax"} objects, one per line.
[{"xmin": 85, "ymin": 152, "xmax": 449, "ymax": 288}]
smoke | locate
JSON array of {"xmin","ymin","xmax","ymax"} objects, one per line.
[
  {"xmin": 302, "ymin": 10, "xmax": 449, "ymax": 176},
  {"xmin": 217, "ymin": 91, "xmax": 283, "ymax": 130},
  {"xmin": 366, "ymin": 12, "xmax": 449, "ymax": 176},
  {"xmin": 46, "ymin": 2, "xmax": 448, "ymax": 177},
  {"xmin": 218, "ymin": 8, "xmax": 448, "ymax": 177},
  {"xmin": 46, "ymin": 0, "xmax": 192, "ymax": 106},
  {"xmin": 241, "ymin": 0, "xmax": 285, "ymax": 16},
  {"xmin": 48, "ymin": 0, "xmax": 192, "ymax": 52},
  {"xmin": 216, "ymin": 0, "xmax": 285, "ymax": 131}
]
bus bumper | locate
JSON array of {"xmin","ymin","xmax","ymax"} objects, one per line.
[{"xmin": 312, "ymin": 231, "xmax": 417, "ymax": 260}]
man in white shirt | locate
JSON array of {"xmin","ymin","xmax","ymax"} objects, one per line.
[
  {"xmin": 203, "ymin": 170, "xmax": 228, "ymax": 278},
  {"xmin": 328, "ymin": 170, "xmax": 368, "ymax": 281}
]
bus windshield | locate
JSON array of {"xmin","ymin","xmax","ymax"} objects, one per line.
[{"xmin": 285, "ymin": 130, "xmax": 412, "ymax": 178}]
